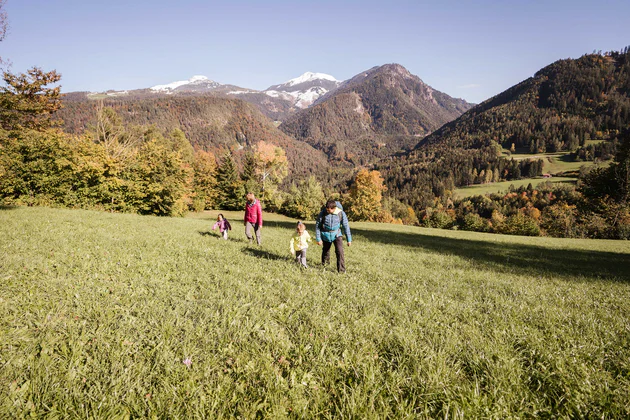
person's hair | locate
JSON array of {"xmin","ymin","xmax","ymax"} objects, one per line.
[
  {"xmin": 326, "ymin": 200, "xmax": 337, "ymax": 210},
  {"xmin": 296, "ymin": 221, "xmax": 305, "ymax": 231},
  {"xmin": 217, "ymin": 213, "xmax": 225, "ymax": 220}
]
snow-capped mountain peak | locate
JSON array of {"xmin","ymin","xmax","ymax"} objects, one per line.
[
  {"xmin": 150, "ymin": 75, "xmax": 220, "ymax": 93},
  {"xmin": 285, "ymin": 72, "xmax": 338, "ymax": 87},
  {"xmin": 262, "ymin": 72, "xmax": 342, "ymax": 108}
]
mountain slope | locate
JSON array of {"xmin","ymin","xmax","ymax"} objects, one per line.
[
  {"xmin": 416, "ymin": 50, "xmax": 630, "ymax": 153},
  {"xmin": 279, "ymin": 64, "xmax": 473, "ymax": 165},
  {"xmin": 378, "ymin": 49, "xmax": 630, "ymax": 211},
  {"xmin": 56, "ymin": 95, "xmax": 330, "ymax": 178}
]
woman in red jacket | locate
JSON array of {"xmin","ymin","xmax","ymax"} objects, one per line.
[{"xmin": 244, "ymin": 192, "xmax": 262, "ymax": 245}]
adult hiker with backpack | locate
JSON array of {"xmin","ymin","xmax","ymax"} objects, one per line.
[{"xmin": 315, "ymin": 199, "xmax": 352, "ymax": 273}]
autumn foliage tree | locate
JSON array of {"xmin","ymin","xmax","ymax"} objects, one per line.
[
  {"xmin": 347, "ymin": 169, "xmax": 386, "ymax": 221},
  {"xmin": 192, "ymin": 149, "xmax": 218, "ymax": 211},
  {"xmin": 253, "ymin": 141, "xmax": 288, "ymax": 210}
]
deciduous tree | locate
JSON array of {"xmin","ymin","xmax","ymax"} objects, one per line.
[{"xmin": 348, "ymin": 169, "xmax": 386, "ymax": 221}]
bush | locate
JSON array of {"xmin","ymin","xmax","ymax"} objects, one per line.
[
  {"xmin": 460, "ymin": 213, "xmax": 489, "ymax": 232},
  {"xmin": 500, "ymin": 213, "xmax": 541, "ymax": 236},
  {"xmin": 540, "ymin": 204, "xmax": 577, "ymax": 237},
  {"xmin": 428, "ymin": 209, "xmax": 454, "ymax": 229}
]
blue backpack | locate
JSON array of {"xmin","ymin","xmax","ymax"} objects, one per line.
[{"xmin": 317, "ymin": 201, "xmax": 347, "ymax": 242}]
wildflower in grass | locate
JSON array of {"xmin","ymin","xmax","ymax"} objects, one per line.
[{"xmin": 183, "ymin": 357, "xmax": 192, "ymax": 367}]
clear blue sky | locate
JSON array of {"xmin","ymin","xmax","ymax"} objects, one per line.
[{"xmin": 2, "ymin": 0, "xmax": 629, "ymax": 103}]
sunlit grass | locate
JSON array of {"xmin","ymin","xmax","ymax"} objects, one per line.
[
  {"xmin": 1, "ymin": 207, "xmax": 629, "ymax": 418},
  {"xmin": 454, "ymin": 177, "xmax": 576, "ymax": 199}
]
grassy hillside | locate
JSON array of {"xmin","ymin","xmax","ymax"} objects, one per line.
[
  {"xmin": 1, "ymin": 207, "xmax": 629, "ymax": 418},
  {"xmin": 454, "ymin": 177, "xmax": 577, "ymax": 199}
]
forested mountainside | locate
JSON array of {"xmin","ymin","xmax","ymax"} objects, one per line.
[
  {"xmin": 379, "ymin": 49, "xmax": 630, "ymax": 210},
  {"xmin": 279, "ymin": 64, "xmax": 473, "ymax": 165},
  {"xmin": 55, "ymin": 95, "xmax": 330, "ymax": 178},
  {"xmin": 63, "ymin": 89, "xmax": 299, "ymax": 125}
]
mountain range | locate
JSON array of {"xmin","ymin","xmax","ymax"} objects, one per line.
[
  {"xmin": 58, "ymin": 63, "xmax": 474, "ymax": 174},
  {"xmin": 66, "ymin": 72, "xmax": 345, "ymax": 122},
  {"xmin": 55, "ymin": 49, "xmax": 630, "ymax": 214}
]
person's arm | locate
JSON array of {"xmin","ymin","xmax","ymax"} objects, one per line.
[
  {"xmin": 226, "ymin": 220, "xmax": 232, "ymax": 231},
  {"xmin": 212, "ymin": 221, "xmax": 219, "ymax": 230},
  {"xmin": 341, "ymin": 211, "xmax": 352, "ymax": 245},
  {"xmin": 290, "ymin": 237, "xmax": 296, "ymax": 255},
  {"xmin": 315, "ymin": 212, "xmax": 323, "ymax": 244},
  {"xmin": 257, "ymin": 202, "xmax": 263, "ymax": 227}
]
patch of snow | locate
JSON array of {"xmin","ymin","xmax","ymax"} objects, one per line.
[
  {"xmin": 264, "ymin": 90, "xmax": 296, "ymax": 100},
  {"xmin": 266, "ymin": 86, "xmax": 330, "ymax": 108},
  {"xmin": 285, "ymin": 72, "xmax": 338, "ymax": 87},
  {"xmin": 150, "ymin": 75, "xmax": 212, "ymax": 92},
  {"xmin": 227, "ymin": 90, "xmax": 255, "ymax": 95},
  {"xmin": 294, "ymin": 87, "xmax": 327, "ymax": 108}
]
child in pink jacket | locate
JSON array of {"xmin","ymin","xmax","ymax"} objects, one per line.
[{"xmin": 212, "ymin": 214, "xmax": 232, "ymax": 240}]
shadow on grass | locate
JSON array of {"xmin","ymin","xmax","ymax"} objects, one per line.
[
  {"xmin": 198, "ymin": 231, "xmax": 251, "ymax": 244},
  {"xmin": 0, "ymin": 205, "xmax": 19, "ymax": 211},
  {"xmin": 264, "ymin": 220, "xmax": 630, "ymax": 281},
  {"xmin": 243, "ymin": 246, "xmax": 288, "ymax": 261}
]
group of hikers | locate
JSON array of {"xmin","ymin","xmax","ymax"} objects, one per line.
[{"xmin": 212, "ymin": 192, "xmax": 352, "ymax": 273}]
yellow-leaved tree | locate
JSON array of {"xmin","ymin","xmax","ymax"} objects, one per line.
[
  {"xmin": 348, "ymin": 169, "xmax": 386, "ymax": 221},
  {"xmin": 254, "ymin": 141, "xmax": 288, "ymax": 210}
]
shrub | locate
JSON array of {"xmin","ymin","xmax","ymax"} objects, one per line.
[
  {"xmin": 460, "ymin": 213, "xmax": 490, "ymax": 232},
  {"xmin": 500, "ymin": 213, "xmax": 541, "ymax": 236}
]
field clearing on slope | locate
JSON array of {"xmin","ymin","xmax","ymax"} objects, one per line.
[
  {"xmin": 502, "ymin": 150, "xmax": 611, "ymax": 175},
  {"xmin": 1, "ymin": 207, "xmax": 629, "ymax": 418},
  {"xmin": 454, "ymin": 177, "xmax": 576, "ymax": 198}
]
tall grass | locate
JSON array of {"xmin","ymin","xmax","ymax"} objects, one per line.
[{"xmin": 1, "ymin": 207, "xmax": 629, "ymax": 418}]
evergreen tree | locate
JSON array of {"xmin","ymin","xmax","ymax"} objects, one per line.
[
  {"xmin": 0, "ymin": 67, "xmax": 63, "ymax": 132},
  {"xmin": 284, "ymin": 176, "xmax": 326, "ymax": 220},
  {"xmin": 241, "ymin": 150, "xmax": 261, "ymax": 196},
  {"xmin": 216, "ymin": 152, "xmax": 244, "ymax": 210}
]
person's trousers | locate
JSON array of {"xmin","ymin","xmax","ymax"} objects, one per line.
[
  {"xmin": 295, "ymin": 249, "xmax": 308, "ymax": 268},
  {"xmin": 245, "ymin": 222, "xmax": 261, "ymax": 245},
  {"xmin": 222, "ymin": 230, "xmax": 228, "ymax": 240},
  {"xmin": 321, "ymin": 236, "xmax": 345, "ymax": 273}
]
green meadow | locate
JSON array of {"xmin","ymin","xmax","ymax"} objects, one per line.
[
  {"xmin": 454, "ymin": 177, "xmax": 576, "ymax": 199},
  {"xmin": 1, "ymin": 206, "xmax": 629, "ymax": 418}
]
